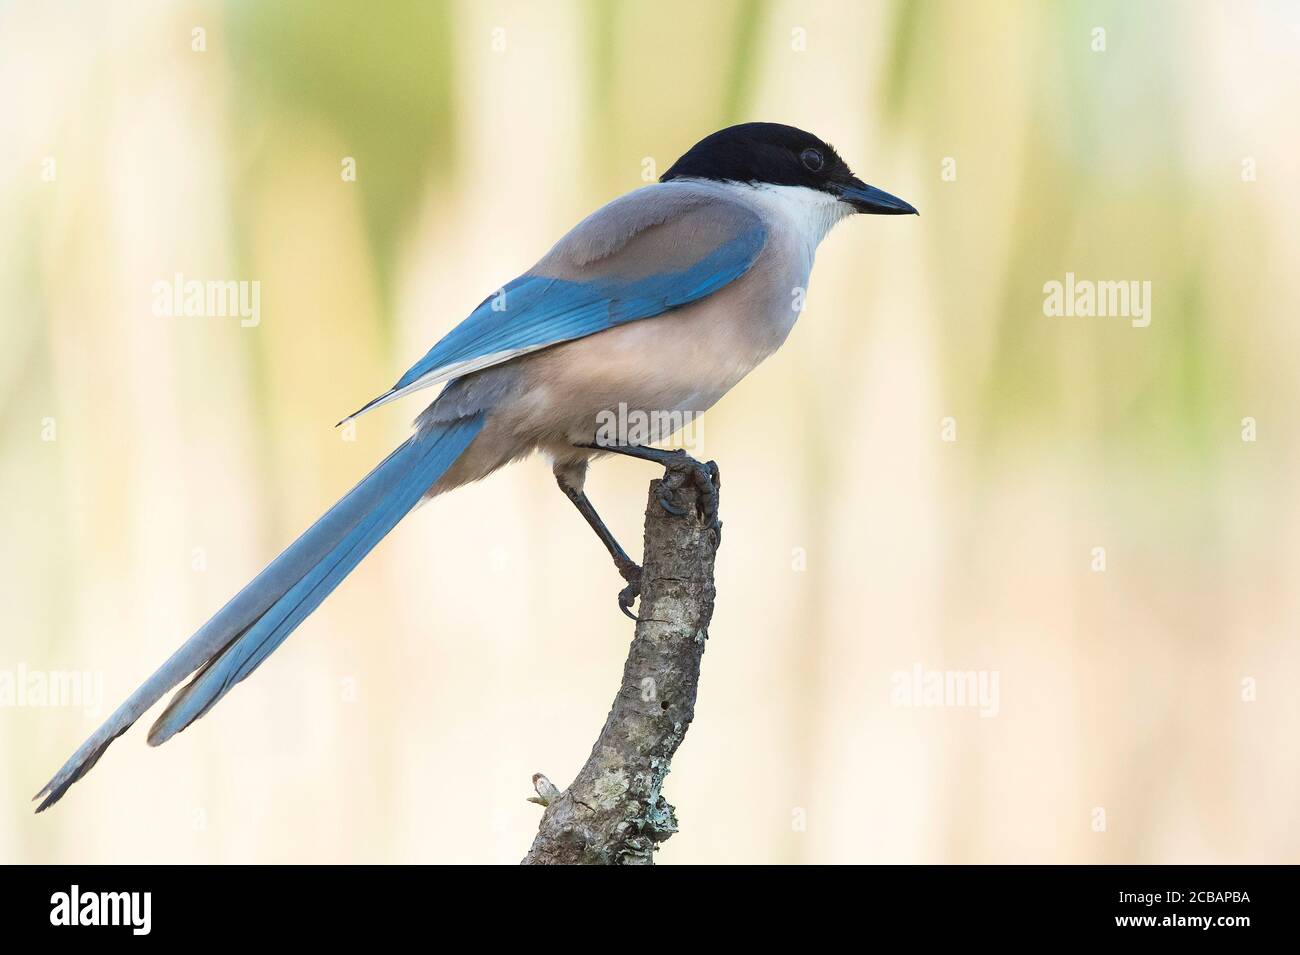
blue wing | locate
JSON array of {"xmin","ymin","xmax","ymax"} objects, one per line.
[{"xmin": 342, "ymin": 183, "xmax": 767, "ymax": 422}]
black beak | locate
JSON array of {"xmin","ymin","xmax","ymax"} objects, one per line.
[{"xmin": 838, "ymin": 179, "xmax": 918, "ymax": 215}]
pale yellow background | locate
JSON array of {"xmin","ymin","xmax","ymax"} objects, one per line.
[{"xmin": 3, "ymin": 0, "xmax": 1299, "ymax": 863}]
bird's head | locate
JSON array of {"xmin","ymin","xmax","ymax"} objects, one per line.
[{"xmin": 661, "ymin": 122, "xmax": 918, "ymax": 216}]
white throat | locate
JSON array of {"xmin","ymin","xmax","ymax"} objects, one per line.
[{"xmin": 724, "ymin": 181, "xmax": 854, "ymax": 252}]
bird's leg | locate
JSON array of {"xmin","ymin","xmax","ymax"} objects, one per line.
[
  {"xmin": 555, "ymin": 473, "xmax": 643, "ymax": 620},
  {"xmin": 576, "ymin": 444, "xmax": 722, "ymax": 545}
]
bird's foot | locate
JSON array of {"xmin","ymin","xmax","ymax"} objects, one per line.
[
  {"xmin": 658, "ymin": 452, "xmax": 722, "ymax": 547},
  {"xmin": 615, "ymin": 559, "xmax": 642, "ymax": 621}
]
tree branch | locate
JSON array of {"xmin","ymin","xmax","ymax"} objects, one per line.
[{"xmin": 523, "ymin": 474, "xmax": 720, "ymax": 865}]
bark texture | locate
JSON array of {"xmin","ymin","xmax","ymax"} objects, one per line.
[{"xmin": 522, "ymin": 476, "xmax": 719, "ymax": 865}]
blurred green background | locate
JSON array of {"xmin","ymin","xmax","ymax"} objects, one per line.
[{"xmin": 3, "ymin": 0, "xmax": 1298, "ymax": 863}]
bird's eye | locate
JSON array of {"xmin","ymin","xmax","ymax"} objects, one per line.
[{"xmin": 800, "ymin": 148, "xmax": 824, "ymax": 172}]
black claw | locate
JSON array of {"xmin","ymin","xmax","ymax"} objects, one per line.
[{"xmin": 658, "ymin": 494, "xmax": 687, "ymax": 516}]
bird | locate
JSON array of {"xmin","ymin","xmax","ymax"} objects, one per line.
[{"xmin": 35, "ymin": 122, "xmax": 916, "ymax": 811}]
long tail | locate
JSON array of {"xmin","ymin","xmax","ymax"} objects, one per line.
[{"xmin": 34, "ymin": 414, "xmax": 484, "ymax": 812}]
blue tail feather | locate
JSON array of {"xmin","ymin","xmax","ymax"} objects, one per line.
[
  {"xmin": 148, "ymin": 415, "xmax": 482, "ymax": 743},
  {"xmin": 34, "ymin": 414, "xmax": 483, "ymax": 811}
]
